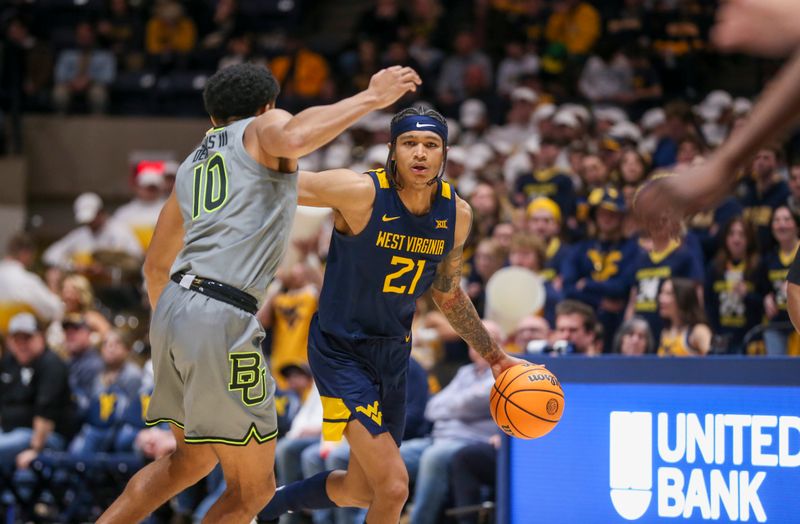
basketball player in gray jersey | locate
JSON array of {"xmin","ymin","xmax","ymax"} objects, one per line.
[{"xmin": 98, "ymin": 63, "xmax": 421, "ymax": 524}]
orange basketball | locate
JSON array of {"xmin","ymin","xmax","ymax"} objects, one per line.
[{"xmin": 490, "ymin": 363, "xmax": 564, "ymax": 439}]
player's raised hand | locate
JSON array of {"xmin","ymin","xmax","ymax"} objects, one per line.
[
  {"xmin": 366, "ymin": 66, "xmax": 422, "ymax": 109},
  {"xmin": 712, "ymin": 0, "xmax": 800, "ymax": 58}
]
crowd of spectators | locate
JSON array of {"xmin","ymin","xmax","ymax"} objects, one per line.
[{"xmin": 2, "ymin": 0, "xmax": 800, "ymax": 522}]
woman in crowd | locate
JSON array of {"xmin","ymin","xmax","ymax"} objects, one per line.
[
  {"xmin": 657, "ymin": 277, "xmax": 712, "ymax": 356},
  {"xmin": 704, "ymin": 217, "xmax": 762, "ymax": 354}
]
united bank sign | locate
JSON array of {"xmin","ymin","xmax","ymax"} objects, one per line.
[
  {"xmin": 610, "ymin": 412, "xmax": 800, "ymax": 522},
  {"xmin": 505, "ymin": 383, "xmax": 800, "ymax": 524}
]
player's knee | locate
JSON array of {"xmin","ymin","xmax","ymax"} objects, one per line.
[
  {"xmin": 373, "ymin": 474, "xmax": 409, "ymax": 507},
  {"xmin": 227, "ymin": 472, "xmax": 276, "ymax": 514}
]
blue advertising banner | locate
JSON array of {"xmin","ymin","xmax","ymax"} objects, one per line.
[{"xmin": 501, "ymin": 358, "xmax": 800, "ymax": 524}]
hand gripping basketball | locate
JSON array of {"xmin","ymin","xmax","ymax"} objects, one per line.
[{"xmin": 490, "ymin": 362, "xmax": 564, "ymax": 439}]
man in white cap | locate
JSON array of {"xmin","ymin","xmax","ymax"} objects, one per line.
[
  {"xmin": 113, "ymin": 161, "xmax": 169, "ymax": 251},
  {"xmin": 42, "ymin": 192, "xmax": 142, "ymax": 271},
  {"xmin": 0, "ymin": 313, "xmax": 73, "ymax": 470},
  {"xmin": 458, "ymin": 99, "xmax": 489, "ymax": 146}
]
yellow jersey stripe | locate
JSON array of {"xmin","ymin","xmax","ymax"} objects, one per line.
[
  {"xmin": 441, "ymin": 181, "xmax": 452, "ymax": 199},
  {"xmin": 376, "ymin": 170, "xmax": 390, "ymax": 189}
]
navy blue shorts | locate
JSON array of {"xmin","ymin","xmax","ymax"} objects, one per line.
[{"xmin": 307, "ymin": 314, "xmax": 409, "ymax": 446}]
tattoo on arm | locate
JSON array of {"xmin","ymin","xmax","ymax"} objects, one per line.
[{"xmin": 432, "ymin": 245, "xmax": 502, "ymax": 363}]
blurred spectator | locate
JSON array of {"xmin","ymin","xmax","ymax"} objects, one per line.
[
  {"xmin": 612, "ymin": 317, "xmax": 654, "ymax": 355},
  {"xmin": 740, "ymin": 146, "xmax": 791, "ymax": 249},
  {"xmin": 0, "ymin": 313, "xmax": 73, "ymax": 471},
  {"xmin": 757, "ymin": 206, "xmax": 799, "ymax": 355},
  {"xmin": 657, "ymin": 277, "xmax": 712, "ymax": 356},
  {"xmin": 652, "ymin": 101, "xmax": 695, "ymax": 168},
  {"xmin": 68, "ymin": 328, "xmax": 142, "ymax": 455},
  {"xmin": 2, "ymin": 16, "xmax": 52, "ymax": 120},
  {"xmin": 402, "ymin": 320, "xmax": 501, "ymax": 524},
  {"xmin": 201, "ymin": 0, "xmax": 242, "ymax": 51},
  {"xmin": 650, "ymin": 1, "xmax": 708, "ymax": 98},
  {"xmin": 448, "ymin": 433, "xmax": 502, "ymax": 524},
  {"xmin": 626, "ymin": 226, "xmax": 704, "ymax": 340},
  {"xmin": 270, "ymin": 36, "xmax": 333, "ymax": 109},
  {"xmin": 52, "ymin": 22, "xmax": 116, "ymax": 114},
  {"xmin": 526, "ymin": 197, "xmax": 570, "ymax": 300},
  {"xmin": 563, "ymin": 187, "xmax": 637, "ymax": 351},
  {"xmin": 42, "ymin": 193, "xmax": 142, "ymax": 273},
  {"xmin": 496, "ymin": 39, "xmax": 540, "ymax": 97},
  {"xmin": 628, "ymin": 47, "xmax": 663, "ymax": 116},
  {"xmin": 787, "ymin": 160, "xmax": 800, "ymax": 217},
  {"xmin": 509, "ymin": 314, "xmax": 551, "ymax": 354},
  {"xmin": 437, "ymin": 31, "xmax": 493, "ymax": 108},
  {"xmin": 459, "ymin": 99, "xmax": 491, "ymax": 147},
  {"xmin": 258, "ymin": 260, "xmax": 321, "ymax": 390},
  {"xmin": 705, "ymin": 218, "xmax": 762, "ymax": 354},
  {"xmin": 468, "ymin": 182, "xmax": 503, "ymax": 246},
  {"xmin": 145, "ymin": 0, "xmax": 197, "ymax": 67},
  {"xmin": 274, "ymin": 363, "xmax": 322, "ymax": 500},
  {"xmin": 604, "ymin": 0, "xmax": 647, "ymax": 49},
  {"xmin": 513, "ymin": 136, "xmax": 576, "ymax": 218},
  {"xmin": 341, "ymin": 38, "xmax": 381, "ymax": 96},
  {"xmin": 218, "ymin": 33, "xmax": 268, "ymax": 71},
  {"xmin": 0, "ymin": 233, "xmax": 63, "ymax": 333},
  {"xmin": 577, "ymin": 43, "xmax": 633, "ymax": 105},
  {"xmin": 544, "ymin": 0, "xmax": 601, "ymax": 82},
  {"xmin": 97, "ymin": 0, "xmax": 144, "ymax": 70},
  {"xmin": 553, "ymin": 299, "xmax": 600, "ymax": 355},
  {"xmin": 58, "ymin": 274, "xmax": 112, "ymax": 340},
  {"xmin": 62, "ymin": 313, "xmax": 104, "ymax": 405},
  {"xmin": 112, "ymin": 162, "xmax": 167, "ymax": 251},
  {"xmin": 353, "ymin": 0, "xmax": 410, "ymax": 50},
  {"xmin": 466, "ymin": 239, "xmax": 506, "ymax": 317}
]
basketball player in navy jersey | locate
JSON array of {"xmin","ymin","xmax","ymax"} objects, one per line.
[{"xmin": 258, "ymin": 107, "xmax": 524, "ymax": 523}]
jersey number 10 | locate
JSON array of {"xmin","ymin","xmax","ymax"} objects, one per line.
[
  {"xmin": 383, "ymin": 256, "xmax": 426, "ymax": 295},
  {"xmin": 192, "ymin": 153, "xmax": 228, "ymax": 219}
]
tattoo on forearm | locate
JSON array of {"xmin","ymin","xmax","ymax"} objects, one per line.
[
  {"xmin": 437, "ymin": 290, "xmax": 502, "ymax": 362},
  {"xmin": 432, "ymin": 244, "xmax": 501, "ymax": 362}
]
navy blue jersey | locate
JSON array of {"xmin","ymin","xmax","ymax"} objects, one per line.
[
  {"xmin": 631, "ymin": 239, "xmax": 704, "ymax": 338},
  {"xmin": 563, "ymin": 237, "xmax": 639, "ymax": 307},
  {"xmin": 318, "ymin": 169, "xmax": 457, "ymax": 339},
  {"xmin": 739, "ymin": 178, "xmax": 790, "ymax": 249},
  {"xmin": 704, "ymin": 260, "xmax": 762, "ymax": 347},
  {"xmin": 757, "ymin": 247, "xmax": 797, "ymax": 326},
  {"xmin": 513, "ymin": 168, "xmax": 576, "ymax": 219}
]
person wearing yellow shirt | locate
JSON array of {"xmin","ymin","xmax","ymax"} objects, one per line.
[
  {"xmin": 545, "ymin": 0, "xmax": 600, "ymax": 56},
  {"xmin": 258, "ymin": 262, "xmax": 321, "ymax": 390}
]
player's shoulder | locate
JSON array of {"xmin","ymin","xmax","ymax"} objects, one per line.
[{"xmin": 452, "ymin": 195, "xmax": 473, "ymax": 244}]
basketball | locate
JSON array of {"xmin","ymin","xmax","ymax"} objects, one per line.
[{"xmin": 490, "ymin": 363, "xmax": 565, "ymax": 439}]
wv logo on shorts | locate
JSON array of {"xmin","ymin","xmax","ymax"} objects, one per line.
[
  {"xmin": 228, "ymin": 352, "xmax": 268, "ymax": 406},
  {"xmin": 609, "ymin": 411, "xmax": 653, "ymax": 520},
  {"xmin": 355, "ymin": 401, "xmax": 383, "ymax": 426}
]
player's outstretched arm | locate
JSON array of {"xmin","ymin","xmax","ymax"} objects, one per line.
[
  {"xmin": 143, "ymin": 190, "xmax": 185, "ymax": 310},
  {"xmin": 430, "ymin": 198, "xmax": 525, "ymax": 378},
  {"xmin": 636, "ymin": 49, "xmax": 800, "ymax": 227},
  {"xmin": 255, "ymin": 66, "xmax": 421, "ymax": 160},
  {"xmin": 297, "ymin": 169, "xmax": 375, "ymax": 212}
]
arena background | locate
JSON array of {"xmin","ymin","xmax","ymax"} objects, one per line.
[{"xmin": 2, "ymin": 1, "xmax": 800, "ymax": 523}]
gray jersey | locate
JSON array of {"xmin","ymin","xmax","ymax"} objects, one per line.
[{"xmin": 171, "ymin": 117, "xmax": 297, "ymax": 301}]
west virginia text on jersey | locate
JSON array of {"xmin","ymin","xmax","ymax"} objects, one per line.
[{"xmin": 318, "ymin": 169, "xmax": 456, "ymax": 339}]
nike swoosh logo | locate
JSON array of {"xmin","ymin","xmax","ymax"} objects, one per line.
[
  {"xmin": 382, "ymin": 214, "xmax": 401, "ymax": 222},
  {"xmin": 415, "ymin": 123, "xmax": 436, "ymax": 128}
]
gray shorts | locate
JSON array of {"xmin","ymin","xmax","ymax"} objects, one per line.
[{"xmin": 146, "ymin": 281, "xmax": 278, "ymax": 445}]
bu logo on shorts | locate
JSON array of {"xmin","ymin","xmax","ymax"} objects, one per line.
[{"xmin": 228, "ymin": 352, "xmax": 268, "ymax": 406}]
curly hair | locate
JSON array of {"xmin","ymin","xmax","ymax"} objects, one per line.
[
  {"xmin": 387, "ymin": 106, "xmax": 448, "ymax": 188},
  {"xmin": 203, "ymin": 64, "xmax": 280, "ymax": 122}
]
